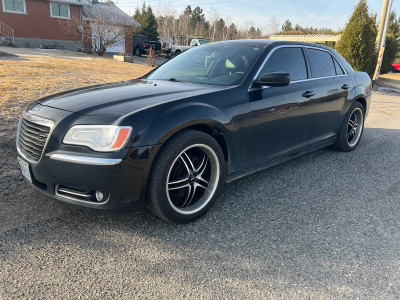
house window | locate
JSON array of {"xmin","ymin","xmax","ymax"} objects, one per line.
[
  {"xmin": 50, "ymin": 2, "xmax": 70, "ymax": 18},
  {"xmin": 2, "ymin": 0, "xmax": 26, "ymax": 13}
]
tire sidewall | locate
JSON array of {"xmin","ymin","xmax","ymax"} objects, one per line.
[
  {"xmin": 149, "ymin": 131, "xmax": 226, "ymax": 223},
  {"xmin": 341, "ymin": 102, "xmax": 365, "ymax": 151}
]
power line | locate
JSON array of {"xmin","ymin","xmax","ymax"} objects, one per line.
[
  {"xmin": 314, "ymin": 0, "xmax": 358, "ymax": 29},
  {"xmin": 307, "ymin": 0, "xmax": 333, "ymax": 27}
]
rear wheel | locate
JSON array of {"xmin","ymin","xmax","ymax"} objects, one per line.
[
  {"xmin": 148, "ymin": 130, "xmax": 226, "ymax": 224},
  {"xmin": 174, "ymin": 50, "xmax": 181, "ymax": 56},
  {"xmin": 332, "ymin": 102, "xmax": 365, "ymax": 152},
  {"xmin": 392, "ymin": 66, "xmax": 397, "ymax": 73}
]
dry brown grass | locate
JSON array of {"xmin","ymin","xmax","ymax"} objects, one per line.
[{"xmin": 0, "ymin": 54, "xmax": 152, "ymax": 120}]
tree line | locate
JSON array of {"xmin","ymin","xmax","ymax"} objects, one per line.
[
  {"xmin": 131, "ymin": 0, "xmax": 399, "ymax": 76},
  {"xmin": 133, "ymin": 4, "xmax": 270, "ymax": 44}
]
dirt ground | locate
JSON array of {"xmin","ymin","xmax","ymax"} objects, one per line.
[
  {"xmin": 0, "ymin": 47, "xmax": 152, "ymax": 120},
  {"xmin": 380, "ymin": 72, "xmax": 400, "ymax": 80}
]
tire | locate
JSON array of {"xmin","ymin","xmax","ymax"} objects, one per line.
[
  {"xmin": 135, "ymin": 47, "xmax": 141, "ymax": 57},
  {"xmin": 332, "ymin": 101, "xmax": 365, "ymax": 152},
  {"xmin": 148, "ymin": 130, "xmax": 226, "ymax": 224},
  {"xmin": 392, "ymin": 66, "xmax": 397, "ymax": 73},
  {"xmin": 174, "ymin": 50, "xmax": 181, "ymax": 56}
]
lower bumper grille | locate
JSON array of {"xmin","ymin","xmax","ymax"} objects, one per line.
[
  {"xmin": 55, "ymin": 185, "xmax": 108, "ymax": 203},
  {"xmin": 17, "ymin": 113, "xmax": 53, "ymax": 163}
]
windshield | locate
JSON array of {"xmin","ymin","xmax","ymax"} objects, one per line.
[
  {"xmin": 199, "ymin": 40, "xmax": 210, "ymax": 45},
  {"xmin": 146, "ymin": 44, "xmax": 264, "ymax": 86}
]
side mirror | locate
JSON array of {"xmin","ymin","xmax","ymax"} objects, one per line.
[{"xmin": 256, "ymin": 72, "xmax": 290, "ymax": 87}]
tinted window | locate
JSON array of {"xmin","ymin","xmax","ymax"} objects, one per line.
[
  {"xmin": 260, "ymin": 47, "xmax": 308, "ymax": 82},
  {"xmin": 308, "ymin": 49, "xmax": 336, "ymax": 78},
  {"xmin": 147, "ymin": 45, "xmax": 264, "ymax": 86},
  {"xmin": 333, "ymin": 57, "xmax": 345, "ymax": 75}
]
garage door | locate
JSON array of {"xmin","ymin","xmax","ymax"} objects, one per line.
[
  {"xmin": 105, "ymin": 37, "xmax": 125, "ymax": 54},
  {"xmin": 92, "ymin": 25, "xmax": 125, "ymax": 54}
]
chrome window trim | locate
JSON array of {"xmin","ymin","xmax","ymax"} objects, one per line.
[
  {"xmin": 252, "ymin": 44, "xmax": 306, "ymax": 84},
  {"xmin": 17, "ymin": 111, "xmax": 55, "ymax": 164},
  {"xmin": 250, "ymin": 44, "xmax": 349, "ymax": 91},
  {"xmin": 50, "ymin": 153, "xmax": 122, "ymax": 165},
  {"xmin": 304, "ymin": 46, "xmax": 348, "ymax": 75}
]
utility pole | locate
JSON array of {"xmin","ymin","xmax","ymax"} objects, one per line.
[
  {"xmin": 376, "ymin": 0, "xmax": 389, "ymax": 51},
  {"xmin": 373, "ymin": 0, "xmax": 393, "ymax": 82}
]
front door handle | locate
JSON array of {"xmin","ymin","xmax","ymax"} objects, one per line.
[
  {"xmin": 302, "ymin": 91, "xmax": 316, "ymax": 98},
  {"xmin": 341, "ymin": 84, "xmax": 351, "ymax": 90}
]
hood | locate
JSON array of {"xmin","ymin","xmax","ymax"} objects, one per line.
[{"xmin": 36, "ymin": 79, "xmax": 227, "ymax": 116}]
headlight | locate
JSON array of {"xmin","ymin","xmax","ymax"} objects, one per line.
[{"xmin": 63, "ymin": 125, "xmax": 132, "ymax": 152}]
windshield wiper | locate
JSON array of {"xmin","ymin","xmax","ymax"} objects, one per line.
[{"xmin": 169, "ymin": 78, "xmax": 183, "ymax": 82}]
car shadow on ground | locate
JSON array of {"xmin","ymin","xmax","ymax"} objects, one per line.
[{"xmin": 1, "ymin": 125, "xmax": 400, "ymax": 297}]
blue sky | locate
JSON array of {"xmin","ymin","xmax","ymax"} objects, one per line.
[{"xmin": 116, "ymin": 0, "xmax": 400, "ymax": 34}]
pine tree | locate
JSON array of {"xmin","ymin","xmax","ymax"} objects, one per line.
[
  {"xmin": 281, "ymin": 19, "xmax": 293, "ymax": 32},
  {"xmin": 133, "ymin": 4, "xmax": 159, "ymax": 41},
  {"xmin": 336, "ymin": 0, "xmax": 377, "ymax": 77}
]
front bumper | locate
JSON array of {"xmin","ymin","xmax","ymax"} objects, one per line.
[{"xmin": 18, "ymin": 145, "xmax": 161, "ymax": 211}]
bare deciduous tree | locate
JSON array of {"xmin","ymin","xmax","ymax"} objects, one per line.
[
  {"xmin": 267, "ymin": 15, "xmax": 279, "ymax": 35},
  {"xmin": 86, "ymin": 4, "xmax": 136, "ymax": 56},
  {"xmin": 59, "ymin": 3, "xmax": 136, "ymax": 56}
]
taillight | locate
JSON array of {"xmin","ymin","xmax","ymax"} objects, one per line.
[{"xmin": 143, "ymin": 42, "xmax": 146, "ymax": 48}]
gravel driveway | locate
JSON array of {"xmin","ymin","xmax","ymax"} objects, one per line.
[{"xmin": 1, "ymin": 90, "xmax": 400, "ymax": 299}]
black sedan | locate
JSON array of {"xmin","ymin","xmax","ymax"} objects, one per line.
[{"xmin": 16, "ymin": 40, "xmax": 372, "ymax": 224}]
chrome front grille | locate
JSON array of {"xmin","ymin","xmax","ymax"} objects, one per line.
[{"xmin": 17, "ymin": 112, "xmax": 54, "ymax": 163}]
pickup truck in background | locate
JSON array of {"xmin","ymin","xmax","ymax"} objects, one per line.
[
  {"xmin": 171, "ymin": 38, "xmax": 211, "ymax": 56},
  {"xmin": 133, "ymin": 35, "xmax": 162, "ymax": 57}
]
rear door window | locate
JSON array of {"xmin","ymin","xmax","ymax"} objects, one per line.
[
  {"xmin": 333, "ymin": 57, "xmax": 345, "ymax": 75},
  {"xmin": 307, "ymin": 49, "xmax": 336, "ymax": 78},
  {"xmin": 260, "ymin": 47, "xmax": 308, "ymax": 82}
]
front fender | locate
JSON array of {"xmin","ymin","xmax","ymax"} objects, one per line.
[{"xmin": 134, "ymin": 101, "xmax": 231, "ymax": 147}]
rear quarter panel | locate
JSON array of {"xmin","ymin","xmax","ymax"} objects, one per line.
[{"xmin": 351, "ymin": 71, "xmax": 372, "ymax": 118}]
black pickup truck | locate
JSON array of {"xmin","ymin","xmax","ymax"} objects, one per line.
[{"xmin": 133, "ymin": 35, "xmax": 162, "ymax": 56}]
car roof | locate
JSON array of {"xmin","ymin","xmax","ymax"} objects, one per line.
[
  {"xmin": 212, "ymin": 39, "xmax": 332, "ymax": 50},
  {"xmin": 209, "ymin": 39, "xmax": 354, "ymax": 73}
]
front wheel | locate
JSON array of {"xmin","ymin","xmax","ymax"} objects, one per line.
[
  {"xmin": 135, "ymin": 47, "xmax": 141, "ymax": 57},
  {"xmin": 148, "ymin": 130, "xmax": 226, "ymax": 224},
  {"xmin": 332, "ymin": 102, "xmax": 365, "ymax": 152}
]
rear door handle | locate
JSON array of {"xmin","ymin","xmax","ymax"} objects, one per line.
[
  {"xmin": 302, "ymin": 91, "xmax": 316, "ymax": 98},
  {"xmin": 341, "ymin": 84, "xmax": 351, "ymax": 90}
]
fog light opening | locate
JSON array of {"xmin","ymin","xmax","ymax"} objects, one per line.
[{"xmin": 95, "ymin": 191, "xmax": 104, "ymax": 202}]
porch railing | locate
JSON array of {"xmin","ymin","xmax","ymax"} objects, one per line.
[{"xmin": 0, "ymin": 20, "xmax": 14, "ymax": 44}]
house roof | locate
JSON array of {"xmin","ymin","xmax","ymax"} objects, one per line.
[
  {"xmin": 83, "ymin": 2, "xmax": 140, "ymax": 27},
  {"xmin": 47, "ymin": 0, "xmax": 92, "ymax": 6}
]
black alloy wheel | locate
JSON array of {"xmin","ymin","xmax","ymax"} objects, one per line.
[
  {"xmin": 333, "ymin": 101, "xmax": 365, "ymax": 152},
  {"xmin": 148, "ymin": 130, "xmax": 226, "ymax": 224}
]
